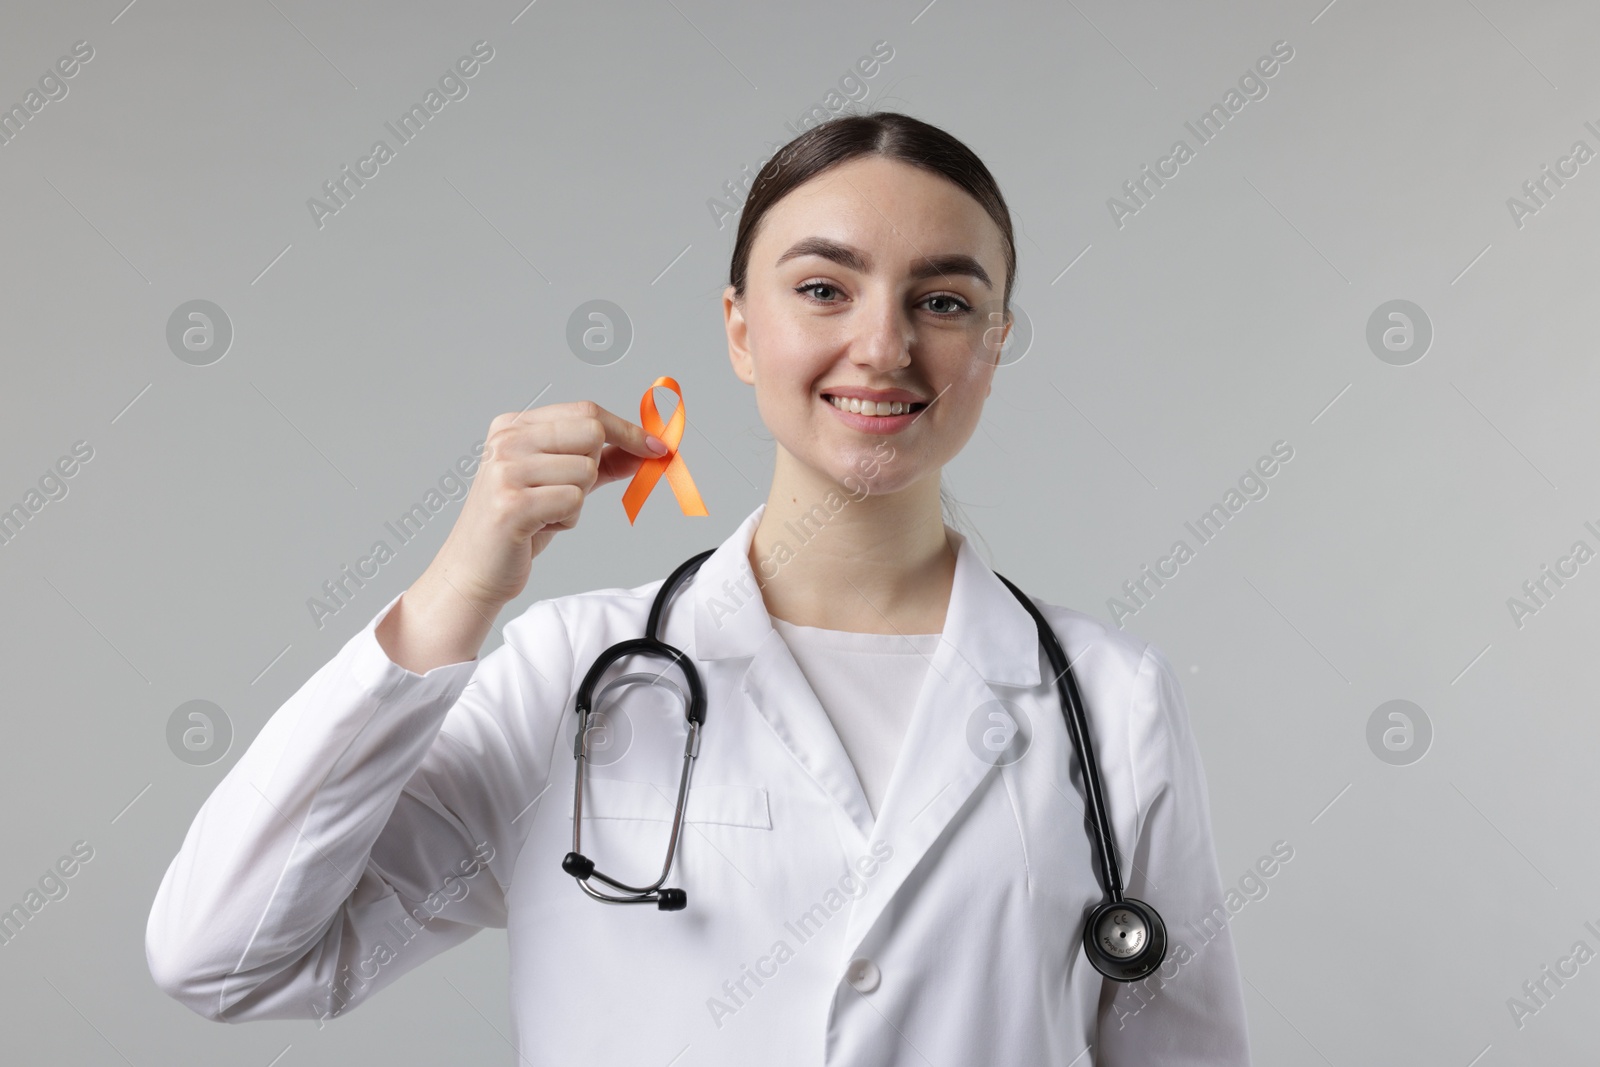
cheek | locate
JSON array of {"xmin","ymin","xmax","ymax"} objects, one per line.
[
  {"xmin": 755, "ymin": 356, "xmax": 812, "ymax": 411},
  {"xmin": 751, "ymin": 333, "xmax": 830, "ymax": 399},
  {"xmin": 938, "ymin": 367, "xmax": 997, "ymax": 444},
  {"xmin": 749, "ymin": 359, "xmax": 817, "ymax": 438},
  {"xmin": 943, "ymin": 351, "xmax": 995, "ymax": 407}
]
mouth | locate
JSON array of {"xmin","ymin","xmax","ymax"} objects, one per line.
[
  {"xmin": 819, "ymin": 392, "xmax": 928, "ymax": 435},
  {"xmin": 821, "ymin": 393, "xmax": 929, "ymax": 417}
]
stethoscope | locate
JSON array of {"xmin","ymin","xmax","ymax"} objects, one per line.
[{"xmin": 560, "ymin": 549, "xmax": 1169, "ymax": 982}]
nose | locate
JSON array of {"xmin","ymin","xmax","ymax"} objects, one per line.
[{"xmin": 850, "ymin": 293, "xmax": 913, "ymax": 371}]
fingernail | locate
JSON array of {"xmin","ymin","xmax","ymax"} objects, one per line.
[{"xmin": 646, "ymin": 435, "xmax": 669, "ymax": 455}]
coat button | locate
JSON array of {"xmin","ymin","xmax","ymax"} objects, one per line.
[{"xmin": 845, "ymin": 957, "xmax": 881, "ymax": 993}]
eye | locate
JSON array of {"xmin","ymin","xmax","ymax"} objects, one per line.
[
  {"xmin": 922, "ymin": 293, "xmax": 973, "ymax": 316},
  {"xmin": 795, "ymin": 282, "xmax": 974, "ymax": 316},
  {"xmin": 795, "ymin": 281, "xmax": 843, "ymax": 303}
]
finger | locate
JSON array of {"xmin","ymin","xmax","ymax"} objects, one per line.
[
  {"xmin": 586, "ymin": 404, "xmax": 669, "ymax": 458},
  {"xmin": 517, "ymin": 482, "xmax": 586, "ymax": 533},
  {"xmin": 593, "ymin": 444, "xmax": 651, "ymax": 488},
  {"xmin": 495, "ymin": 453, "xmax": 599, "ymax": 492}
]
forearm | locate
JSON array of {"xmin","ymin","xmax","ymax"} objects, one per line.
[{"xmin": 146, "ymin": 602, "xmax": 480, "ymax": 1020}]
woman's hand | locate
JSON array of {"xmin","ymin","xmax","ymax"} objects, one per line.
[
  {"xmin": 376, "ymin": 401, "xmax": 666, "ymax": 673},
  {"xmin": 433, "ymin": 401, "xmax": 669, "ymax": 609}
]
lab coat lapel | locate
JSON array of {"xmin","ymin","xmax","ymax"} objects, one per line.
[
  {"xmin": 838, "ymin": 526, "xmax": 1043, "ymax": 957},
  {"xmin": 693, "ymin": 505, "xmax": 877, "ymax": 843},
  {"xmin": 740, "ymin": 634, "xmax": 877, "ymax": 843},
  {"xmin": 691, "ymin": 504, "xmax": 1045, "ymax": 957}
]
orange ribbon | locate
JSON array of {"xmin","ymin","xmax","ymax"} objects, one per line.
[{"xmin": 621, "ymin": 376, "xmax": 708, "ymax": 525}]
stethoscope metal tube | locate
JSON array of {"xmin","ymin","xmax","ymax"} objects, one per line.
[
  {"xmin": 561, "ymin": 548, "xmax": 1168, "ymax": 980},
  {"xmin": 563, "ymin": 683, "xmax": 700, "ymax": 909}
]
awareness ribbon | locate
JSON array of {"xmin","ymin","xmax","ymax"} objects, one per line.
[{"xmin": 621, "ymin": 376, "xmax": 708, "ymax": 525}]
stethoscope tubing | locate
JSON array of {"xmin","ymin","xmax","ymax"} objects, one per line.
[{"xmin": 992, "ymin": 571, "xmax": 1124, "ymax": 905}]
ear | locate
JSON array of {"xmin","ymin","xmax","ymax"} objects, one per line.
[
  {"xmin": 977, "ymin": 306, "xmax": 1013, "ymax": 369},
  {"xmin": 724, "ymin": 285, "xmax": 755, "ymax": 386}
]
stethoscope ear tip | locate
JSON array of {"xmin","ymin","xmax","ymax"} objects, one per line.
[
  {"xmin": 657, "ymin": 888, "xmax": 687, "ymax": 911},
  {"xmin": 562, "ymin": 851, "xmax": 595, "ymax": 879}
]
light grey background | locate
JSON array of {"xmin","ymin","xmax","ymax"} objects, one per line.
[{"xmin": 1, "ymin": 0, "xmax": 1594, "ymax": 1063}]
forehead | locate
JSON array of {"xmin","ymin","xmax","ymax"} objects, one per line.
[{"xmin": 753, "ymin": 155, "xmax": 1006, "ymax": 276}]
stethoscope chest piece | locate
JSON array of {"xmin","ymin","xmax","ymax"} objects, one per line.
[{"xmin": 1083, "ymin": 897, "xmax": 1168, "ymax": 982}]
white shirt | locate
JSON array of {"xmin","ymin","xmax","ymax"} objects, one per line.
[
  {"xmin": 769, "ymin": 617, "xmax": 940, "ymax": 823},
  {"xmin": 145, "ymin": 502, "xmax": 1252, "ymax": 1065}
]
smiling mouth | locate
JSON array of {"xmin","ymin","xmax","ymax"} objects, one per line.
[{"xmin": 822, "ymin": 394, "xmax": 928, "ymax": 417}]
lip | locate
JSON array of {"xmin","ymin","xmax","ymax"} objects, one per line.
[{"xmin": 820, "ymin": 392, "xmax": 925, "ymax": 435}]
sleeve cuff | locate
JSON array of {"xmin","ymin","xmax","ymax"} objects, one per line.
[{"xmin": 341, "ymin": 589, "xmax": 482, "ymax": 700}]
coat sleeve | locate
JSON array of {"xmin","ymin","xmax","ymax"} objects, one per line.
[
  {"xmin": 144, "ymin": 589, "xmax": 574, "ymax": 1024},
  {"xmin": 1095, "ymin": 643, "xmax": 1253, "ymax": 1065}
]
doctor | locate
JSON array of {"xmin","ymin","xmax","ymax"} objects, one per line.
[{"xmin": 146, "ymin": 111, "xmax": 1252, "ymax": 1064}]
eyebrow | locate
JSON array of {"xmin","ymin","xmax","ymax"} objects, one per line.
[{"xmin": 774, "ymin": 237, "xmax": 993, "ymax": 290}]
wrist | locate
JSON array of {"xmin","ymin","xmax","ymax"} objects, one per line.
[
  {"xmin": 376, "ymin": 571, "xmax": 502, "ymax": 674},
  {"xmin": 413, "ymin": 559, "xmax": 510, "ymax": 620}
]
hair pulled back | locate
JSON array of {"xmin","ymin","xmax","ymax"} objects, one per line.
[{"xmin": 728, "ymin": 112, "xmax": 1016, "ymax": 316}]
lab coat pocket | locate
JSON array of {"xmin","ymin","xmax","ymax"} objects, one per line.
[
  {"xmin": 567, "ymin": 777, "xmax": 771, "ymax": 896},
  {"xmin": 571, "ymin": 776, "xmax": 772, "ymax": 829}
]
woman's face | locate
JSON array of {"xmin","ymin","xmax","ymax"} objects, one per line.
[{"xmin": 724, "ymin": 154, "xmax": 1011, "ymax": 500}]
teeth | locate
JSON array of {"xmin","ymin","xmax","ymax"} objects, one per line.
[{"xmin": 826, "ymin": 395, "xmax": 918, "ymax": 416}]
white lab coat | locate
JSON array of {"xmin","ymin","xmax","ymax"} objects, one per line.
[{"xmin": 146, "ymin": 502, "xmax": 1252, "ymax": 1065}]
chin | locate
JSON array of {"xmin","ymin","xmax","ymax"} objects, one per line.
[{"xmin": 832, "ymin": 460, "xmax": 919, "ymax": 499}]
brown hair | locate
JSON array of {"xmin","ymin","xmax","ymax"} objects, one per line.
[{"xmin": 728, "ymin": 112, "xmax": 1016, "ymax": 317}]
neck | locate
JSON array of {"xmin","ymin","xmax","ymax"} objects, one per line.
[{"xmin": 748, "ymin": 449, "xmax": 957, "ymax": 635}]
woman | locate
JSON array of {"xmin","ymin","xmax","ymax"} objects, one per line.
[{"xmin": 146, "ymin": 112, "xmax": 1251, "ymax": 1064}]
